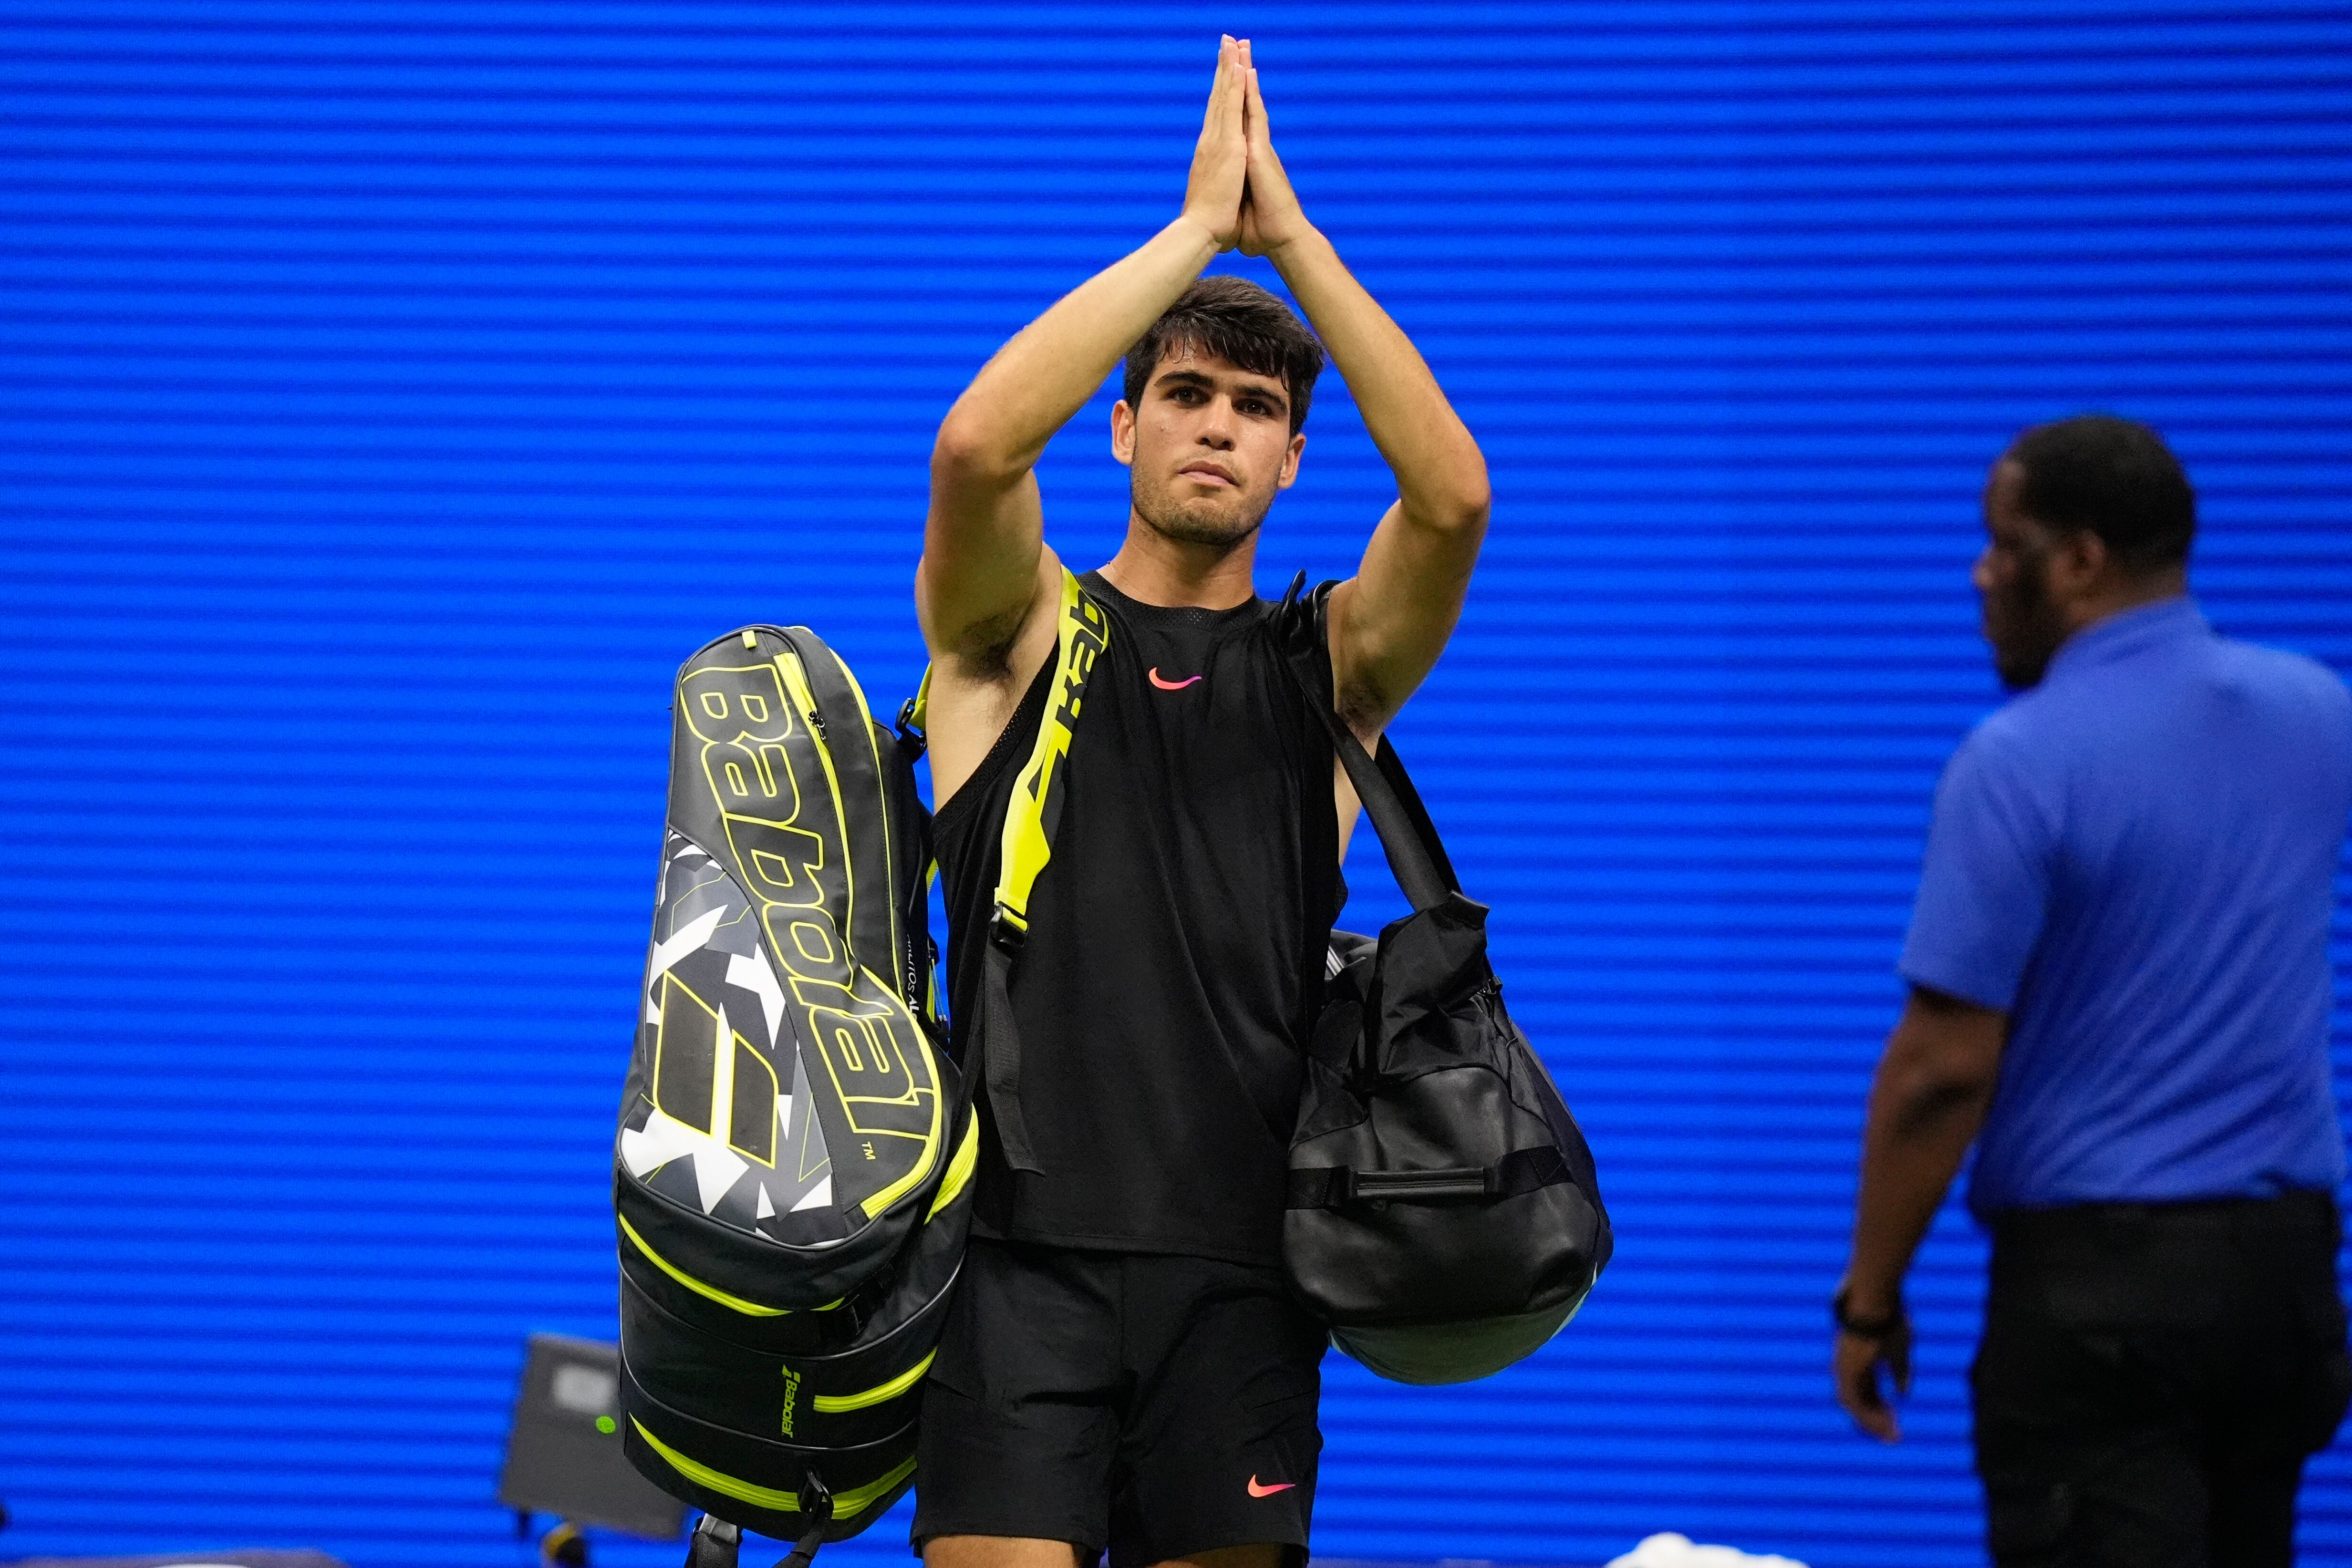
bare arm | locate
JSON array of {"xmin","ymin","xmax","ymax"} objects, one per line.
[
  {"xmin": 1834, "ymin": 985, "xmax": 2007, "ymax": 1442},
  {"xmin": 1236, "ymin": 46, "xmax": 1491, "ymax": 738},
  {"xmin": 917, "ymin": 38, "xmax": 1248, "ymax": 676}
]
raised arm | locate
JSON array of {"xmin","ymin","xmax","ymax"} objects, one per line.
[
  {"xmin": 1236, "ymin": 46, "xmax": 1492, "ymax": 739},
  {"xmin": 917, "ymin": 38, "xmax": 1248, "ymax": 680}
]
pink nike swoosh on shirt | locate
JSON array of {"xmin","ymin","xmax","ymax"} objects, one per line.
[
  {"xmin": 1148, "ymin": 668, "xmax": 1203, "ymax": 691},
  {"xmin": 1247, "ymin": 1475, "xmax": 1296, "ymax": 1497}
]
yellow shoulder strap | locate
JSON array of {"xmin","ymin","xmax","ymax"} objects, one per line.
[{"xmin": 993, "ymin": 568, "xmax": 1109, "ymax": 940}]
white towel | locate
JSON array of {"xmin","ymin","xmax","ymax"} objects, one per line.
[{"xmin": 1606, "ymin": 1533, "xmax": 1810, "ymax": 1568}]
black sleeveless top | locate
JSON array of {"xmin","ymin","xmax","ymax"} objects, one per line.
[{"xmin": 933, "ymin": 571, "xmax": 1340, "ymax": 1264}]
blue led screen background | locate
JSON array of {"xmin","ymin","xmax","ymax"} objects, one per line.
[{"xmin": 3, "ymin": 3, "xmax": 2349, "ymax": 1565}]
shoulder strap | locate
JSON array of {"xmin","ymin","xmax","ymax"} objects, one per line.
[
  {"xmin": 895, "ymin": 567, "xmax": 1109, "ymax": 940},
  {"xmin": 1278, "ymin": 573, "xmax": 1460, "ymax": 915},
  {"xmin": 910, "ymin": 568, "xmax": 1108, "ymax": 1174},
  {"xmin": 992, "ymin": 569, "xmax": 1111, "ymax": 941}
]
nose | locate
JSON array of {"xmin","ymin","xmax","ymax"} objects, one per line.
[
  {"xmin": 1971, "ymin": 544, "xmax": 1995, "ymax": 595},
  {"xmin": 1195, "ymin": 398, "xmax": 1237, "ymax": 450}
]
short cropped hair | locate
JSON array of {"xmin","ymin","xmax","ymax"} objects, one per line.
[
  {"xmin": 2005, "ymin": 414, "xmax": 2196, "ymax": 575},
  {"xmin": 1122, "ymin": 276, "xmax": 1325, "ymax": 434}
]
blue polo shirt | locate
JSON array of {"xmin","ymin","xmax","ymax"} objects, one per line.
[{"xmin": 1901, "ymin": 597, "xmax": 2351, "ymax": 1217}]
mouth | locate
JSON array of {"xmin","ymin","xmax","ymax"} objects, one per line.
[{"xmin": 1176, "ymin": 462, "xmax": 1238, "ymax": 488}]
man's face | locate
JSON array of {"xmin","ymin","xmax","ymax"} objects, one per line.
[
  {"xmin": 1113, "ymin": 346, "xmax": 1305, "ymax": 548},
  {"xmin": 1973, "ymin": 458, "xmax": 2071, "ymax": 691}
]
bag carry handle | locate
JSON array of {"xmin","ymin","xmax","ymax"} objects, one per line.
[
  {"xmin": 1278, "ymin": 573, "xmax": 1462, "ymax": 917},
  {"xmin": 1284, "ymin": 1144, "xmax": 1569, "ymax": 1208}
]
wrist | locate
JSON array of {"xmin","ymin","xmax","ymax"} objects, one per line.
[
  {"xmin": 1261, "ymin": 221, "xmax": 1336, "ymax": 272},
  {"xmin": 1832, "ymin": 1281, "xmax": 1906, "ymax": 1338},
  {"xmin": 1262, "ymin": 223, "xmax": 1328, "ymax": 271},
  {"xmin": 1168, "ymin": 211, "xmax": 1230, "ymax": 259}
]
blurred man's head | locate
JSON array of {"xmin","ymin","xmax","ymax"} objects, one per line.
[
  {"xmin": 1975, "ymin": 415, "xmax": 2195, "ymax": 690},
  {"xmin": 1112, "ymin": 276, "xmax": 1324, "ymax": 550}
]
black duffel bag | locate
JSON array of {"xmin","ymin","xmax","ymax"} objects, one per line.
[{"xmin": 1278, "ymin": 589, "xmax": 1612, "ymax": 1384}]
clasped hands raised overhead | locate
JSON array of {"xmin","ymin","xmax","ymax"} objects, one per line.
[{"xmin": 1183, "ymin": 35, "xmax": 1312, "ymax": 260}]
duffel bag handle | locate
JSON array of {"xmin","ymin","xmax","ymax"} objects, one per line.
[
  {"xmin": 1278, "ymin": 573, "xmax": 1462, "ymax": 916},
  {"xmin": 1285, "ymin": 1145, "xmax": 1569, "ymax": 1208}
]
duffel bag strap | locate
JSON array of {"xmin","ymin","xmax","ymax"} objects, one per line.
[
  {"xmin": 1285, "ymin": 1144, "xmax": 1569, "ymax": 1208},
  {"xmin": 1276, "ymin": 573, "xmax": 1461, "ymax": 915}
]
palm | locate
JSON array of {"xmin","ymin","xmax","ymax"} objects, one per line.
[
  {"xmin": 1238, "ymin": 188, "xmax": 1265, "ymax": 255},
  {"xmin": 1182, "ymin": 38, "xmax": 1248, "ymax": 250},
  {"xmin": 1235, "ymin": 52, "xmax": 1306, "ymax": 258}
]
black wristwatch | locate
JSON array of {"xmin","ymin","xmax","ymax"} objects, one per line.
[{"xmin": 1832, "ymin": 1285, "xmax": 1907, "ymax": 1339}]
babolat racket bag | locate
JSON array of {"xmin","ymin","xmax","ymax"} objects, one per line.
[
  {"xmin": 1277, "ymin": 580, "xmax": 1612, "ymax": 1386},
  {"xmin": 613, "ymin": 625, "xmax": 977, "ymax": 1566}
]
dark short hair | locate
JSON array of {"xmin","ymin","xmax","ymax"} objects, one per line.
[
  {"xmin": 1122, "ymin": 275, "xmax": 1324, "ymax": 434},
  {"xmin": 2004, "ymin": 414, "xmax": 2196, "ymax": 574}
]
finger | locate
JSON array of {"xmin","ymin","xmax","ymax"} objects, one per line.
[
  {"xmin": 1861, "ymin": 1371, "xmax": 1901, "ymax": 1443},
  {"xmin": 1839, "ymin": 1371, "xmax": 1896, "ymax": 1443},
  {"xmin": 1220, "ymin": 38, "xmax": 1246, "ymax": 139},
  {"xmin": 1245, "ymin": 61, "xmax": 1268, "ymax": 141},
  {"xmin": 1200, "ymin": 37, "xmax": 1232, "ymax": 135},
  {"xmin": 1834, "ymin": 1355, "xmax": 1880, "ymax": 1416}
]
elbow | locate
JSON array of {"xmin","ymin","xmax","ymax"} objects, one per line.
[
  {"xmin": 930, "ymin": 419, "xmax": 995, "ymax": 485},
  {"xmin": 1406, "ymin": 485, "xmax": 1490, "ymax": 538},
  {"xmin": 1418, "ymin": 462, "xmax": 1492, "ymax": 536},
  {"xmin": 931, "ymin": 402, "xmax": 1044, "ymax": 486},
  {"xmin": 1892, "ymin": 1060, "xmax": 1996, "ymax": 1114},
  {"xmin": 931, "ymin": 408, "xmax": 1021, "ymax": 488},
  {"xmin": 1447, "ymin": 484, "xmax": 1492, "ymax": 536},
  {"xmin": 1879, "ymin": 1051, "xmax": 1998, "ymax": 1138}
]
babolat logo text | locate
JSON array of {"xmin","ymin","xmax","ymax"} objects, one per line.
[
  {"xmin": 1049, "ymin": 594, "xmax": 1109, "ymax": 734},
  {"xmin": 780, "ymin": 1365, "xmax": 803, "ymax": 1437}
]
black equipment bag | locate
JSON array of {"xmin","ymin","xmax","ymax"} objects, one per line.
[
  {"xmin": 1278, "ymin": 579, "xmax": 1613, "ymax": 1384},
  {"xmin": 614, "ymin": 625, "xmax": 977, "ymax": 1566}
]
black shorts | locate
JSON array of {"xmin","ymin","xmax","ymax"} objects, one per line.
[{"xmin": 912, "ymin": 1237, "xmax": 1326, "ymax": 1565}]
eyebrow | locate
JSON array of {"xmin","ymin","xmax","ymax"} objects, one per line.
[{"xmin": 1152, "ymin": 367, "xmax": 1288, "ymax": 415}]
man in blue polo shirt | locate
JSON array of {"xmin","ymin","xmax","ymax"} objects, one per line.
[{"xmin": 1831, "ymin": 414, "xmax": 2352, "ymax": 1567}]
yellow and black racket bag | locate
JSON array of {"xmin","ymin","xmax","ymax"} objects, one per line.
[{"xmin": 614, "ymin": 624, "xmax": 977, "ymax": 1562}]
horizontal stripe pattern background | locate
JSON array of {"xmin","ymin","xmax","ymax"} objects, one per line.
[{"xmin": 1, "ymin": 3, "xmax": 2346, "ymax": 1565}]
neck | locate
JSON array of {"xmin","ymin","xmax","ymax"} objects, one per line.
[
  {"xmin": 2061, "ymin": 567, "xmax": 2189, "ymax": 639},
  {"xmin": 1096, "ymin": 511, "xmax": 1260, "ymax": 609}
]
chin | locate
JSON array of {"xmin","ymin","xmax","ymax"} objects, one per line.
[
  {"xmin": 1995, "ymin": 662, "xmax": 2042, "ymax": 692},
  {"xmin": 1992, "ymin": 646, "xmax": 2052, "ymax": 691},
  {"xmin": 1135, "ymin": 488, "xmax": 1272, "ymax": 547}
]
